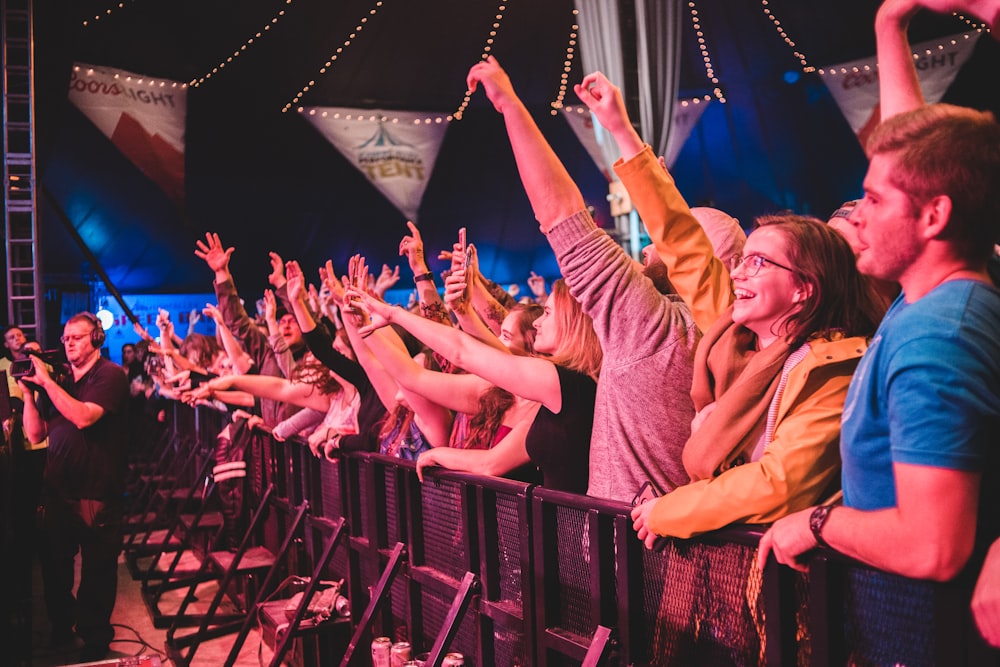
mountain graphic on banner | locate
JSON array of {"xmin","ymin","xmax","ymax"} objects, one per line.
[
  {"xmin": 68, "ymin": 63, "xmax": 187, "ymax": 206},
  {"xmin": 110, "ymin": 112, "xmax": 185, "ymax": 206},
  {"xmin": 303, "ymin": 107, "xmax": 449, "ymax": 221}
]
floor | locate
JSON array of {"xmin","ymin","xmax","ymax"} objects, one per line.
[{"xmin": 29, "ymin": 551, "xmax": 274, "ymax": 667}]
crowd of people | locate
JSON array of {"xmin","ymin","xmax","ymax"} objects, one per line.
[{"xmin": 3, "ymin": 0, "xmax": 1000, "ymax": 660}]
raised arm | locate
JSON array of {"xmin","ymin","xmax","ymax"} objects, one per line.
[
  {"xmin": 467, "ymin": 56, "xmax": 586, "ymax": 230},
  {"xmin": 875, "ymin": 0, "xmax": 926, "ymax": 120},
  {"xmin": 399, "ymin": 221, "xmax": 450, "ymax": 325},
  {"xmin": 444, "ymin": 265, "xmax": 509, "ymax": 353},
  {"xmin": 351, "ymin": 288, "xmax": 563, "ymax": 412},
  {"xmin": 203, "ymin": 373, "xmax": 332, "ymax": 413}
]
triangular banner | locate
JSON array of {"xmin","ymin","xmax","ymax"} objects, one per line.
[
  {"xmin": 303, "ymin": 108, "xmax": 449, "ymax": 221},
  {"xmin": 562, "ymin": 97, "xmax": 710, "ymax": 179},
  {"xmin": 69, "ymin": 62, "xmax": 186, "ymax": 206},
  {"xmin": 820, "ymin": 31, "xmax": 981, "ymax": 142},
  {"xmin": 663, "ymin": 99, "xmax": 710, "ymax": 169}
]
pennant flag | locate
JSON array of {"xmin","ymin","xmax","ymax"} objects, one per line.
[
  {"xmin": 662, "ymin": 99, "xmax": 710, "ymax": 169},
  {"xmin": 820, "ymin": 31, "xmax": 981, "ymax": 142},
  {"xmin": 303, "ymin": 108, "xmax": 449, "ymax": 221},
  {"xmin": 562, "ymin": 97, "xmax": 711, "ymax": 180},
  {"xmin": 68, "ymin": 63, "xmax": 186, "ymax": 206}
]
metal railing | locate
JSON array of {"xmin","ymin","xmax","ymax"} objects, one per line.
[{"xmin": 154, "ymin": 402, "xmax": 993, "ymax": 666}]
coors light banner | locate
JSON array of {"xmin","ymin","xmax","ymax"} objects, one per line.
[
  {"xmin": 820, "ymin": 30, "xmax": 981, "ymax": 144},
  {"xmin": 68, "ymin": 62, "xmax": 187, "ymax": 206},
  {"xmin": 303, "ymin": 108, "xmax": 449, "ymax": 221}
]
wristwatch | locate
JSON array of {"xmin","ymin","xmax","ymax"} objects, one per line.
[{"xmin": 809, "ymin": 504, "xmax": 835, "ymax": 548}]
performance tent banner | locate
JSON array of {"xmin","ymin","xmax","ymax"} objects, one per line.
[
  {"xmin": 561, "ymin": 97, "xmax": 710, "ymax": 177},
  {"xmin": 820, "ymin": 30, "xmax": 981, "ymax": 142},
  {"xmin": 68, "ymin": 62, "xmax": 187, "ymax": 206},
  {"xmin": 302, "ymin": 108, "xmax": 449, "ymax": 221}
]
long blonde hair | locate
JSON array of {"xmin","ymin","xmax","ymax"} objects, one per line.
[{"xmin": 544, "ymin": 279, "xmax": 602, "ymax": 380}]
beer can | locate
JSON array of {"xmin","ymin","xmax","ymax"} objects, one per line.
[
  {"xmin": 391, "ymin": 641, "xmax": 413, "ymax": 666},
  {"xmin": 442, "ymin": 652, "xmax": 465, "ymax": 666},
  {"xmin": 372, "ymin": 636, "xmax": 393, "ymax": 667},
  {"xmin": 391, "ymin": 642, "xmax": 413, "ymax": 667}
]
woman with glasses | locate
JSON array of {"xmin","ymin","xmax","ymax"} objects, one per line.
[{"xmin": 569, "ymin": 71, "xmax": 886, "ymax": 542}]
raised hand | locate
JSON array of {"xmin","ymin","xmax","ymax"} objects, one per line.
[
  {"xmin": 194, "ymin": 232, "xmax": 235, "ymax": 275},
  {"xmin": 528, "ymin": 271, "xmax": 547, "ymax": 299},
  {"xmin": 262, "ymin": 289, "xmax": 277, "ymax": 322},
  {"xmin": 399, "ymin": 221, "xmax": 429, "ymax": 275},
  {"xmin": 202, "ymin": 303, "xmax": 225, "ymax": 326},
  {"xmin": 267, "ymin": 251, "xmax": 286, "ymax": 288},
  {"xmin": 285, "ymin": 260, "xmax": 306, "ymax": 303},
  {"xmin": 320, "ymin": 259, "xmax": 346, "ymax": 307},
  {"xmin": 374, "ymin": 264, "xmax": 401, "ymax": 297},
  {"xmin": 443, "ymin": 268, "xmax": 470, "ymax": 313},
  {"xmin": 466, "ymin": 55, "xmax": 519, "ymax": 114},
  {"xmin": 574, "ymin": 72, "xmax": 631, "ymax": 135},
  {"xmin": 344, "ymin": 286, "xmax": 394, "ymax": 336}
]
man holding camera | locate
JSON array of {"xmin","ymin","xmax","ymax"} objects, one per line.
[{"xmin": 19, "ymin": 313, "xmax": 129, "ymax": 661}]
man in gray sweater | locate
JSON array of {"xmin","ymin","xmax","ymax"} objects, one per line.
[{"xmin": 468, "ymin": 57, "xmax": 745, "ymax": 501}]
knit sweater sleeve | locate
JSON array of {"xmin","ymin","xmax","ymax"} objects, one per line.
[
  {"xmin": 613, "ymin": 145, "xmax": 733, "ymax": 334},
  {"xmin": 545, "ymin": 210, "xmax": 686, "ymax": 365},
  {"xmin": 215, "ymin": 277, "xmax": 274, "ymax": 373}
]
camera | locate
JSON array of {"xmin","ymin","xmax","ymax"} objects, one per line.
[{"xmin": 10, "ymin": 349, "xmax": 64, "ymax": 381}]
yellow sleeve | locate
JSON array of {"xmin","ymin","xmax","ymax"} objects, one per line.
[
  {"xmin": 647, "ymin": 355, "xmax": 855, "ymax": 538},
  {"xmin": 614, "ymin": 145, "xmax": 733, "ymax": 334}
]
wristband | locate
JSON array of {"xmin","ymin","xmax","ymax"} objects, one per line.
[
  {"xmin": 413, "ymin": 272, "xmax": 434, "ymax": 284},
  {"xmin": 809, "ymin": 504, "xmax": 835, "ymax": 549}
]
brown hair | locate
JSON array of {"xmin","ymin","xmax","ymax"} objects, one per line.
[
  {"xmin": 755, "ymin": 214, "xmax": 885, "ymax": 345},
  {"xmin": 506, "ymin": 302, "xmax": 543, "ymax": 356},
  {"xmin": 179, "ymin": 333, "xmax": 221, "ymax": 369},
  {"xmin": 544, "ymin": 279, "xmax": 602, "ymax": 380},
  {"xmin": 866, "ymin": 104, "xmax": 1000, "ymax": 262},
  {"xmin": 290, "ymin": 356, "xmax": 343, "ymax": 396}
]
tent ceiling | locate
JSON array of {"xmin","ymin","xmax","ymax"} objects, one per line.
[{"xmin": 28, "ymin": 0, "xmax": 1000, "ymax": 298}]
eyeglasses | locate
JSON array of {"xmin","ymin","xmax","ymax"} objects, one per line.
[
  {"xmin": 60, "ymin": 334, "xmax": 90, "ymax": 344},
  {"xmin": 731, "ymin": 253, "xmax": 795, "ymax": 278}
]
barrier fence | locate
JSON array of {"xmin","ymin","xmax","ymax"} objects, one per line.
[{"xmin": 154, "ymin": 402, "xmax": 995, "ymax": 666}]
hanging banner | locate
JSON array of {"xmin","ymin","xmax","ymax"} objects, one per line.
[
  {"xmin": 68, "ymin": 62, "xmax": 186, "ymax": 206},
  {"xmin": 562, "ymin": 97, "xmax": 710, "ymax": 178},
  {"xmin": 303, "ymin": 107, "xmax": 449, "ymax": 221},
  {"xmin": 663, "ymin": 99, "xmax": 710, "ymax": 169},
  {"xmin": 561, "ymin": 106, "xmax": 614, "ymax": 181},
  {"xmin": 820, "ymin": 31, "xmax": 981, "ymax": 142}
]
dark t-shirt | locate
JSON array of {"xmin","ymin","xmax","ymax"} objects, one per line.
[
  {"xmin": 42, "ymin": 357, "xmax": 130, "ymax": 500},
  {"xmin": 524, "ymin": 365, "xmax": 596, "ymax": 494}
]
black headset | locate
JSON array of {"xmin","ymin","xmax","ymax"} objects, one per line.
[{"xmin": 74, "ymin": 312, "xmax": 106, "ymax": 349}]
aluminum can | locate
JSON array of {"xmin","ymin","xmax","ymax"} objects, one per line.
[
  {"xmin": 442, "ymin": 652, "xmax": 465, "ymax": 667},
  {"xmin": 391, "ymin": 641, "xmax": 413, "ymax": 666},
  {"xmin": 372, "ymin": 636, "xmax": 393, "ymax": 667}
]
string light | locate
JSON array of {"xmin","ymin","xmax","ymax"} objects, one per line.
[
  {"xmin": 688, "ymin": 1, "xmax": 726, "ymax": 103},
  {"xmin": 549, "ymin": 8, "xmax": 579, "ymax": 116},
  {"xmin": 191, "ymin": 0, "xmax": 295, "ymax": 87},
  {"xmin": 759, "ymin": 0, "xmax": 813, "ymax": 72},
  {"xmin": 82, "ymin": 0, "xmax": 135, "ymax": 27},
  {"xmin": 815, "ymin": 30, "xmax": 977, "ymax": 76},
  {"xmin": 562, "ymin": 93, "xmax": 712, "ymax": 116},
  {"xmin": 453, "ymin": 2, "xmax": 510, "ymax": 120},
  {"xmin": 72, "ymin": 63, "xmax": 187, "ymax": 90},
  {"xmin": 954, "ymin": 13, "xmax": 991, "ymax": 34},
  {"xmin": 298, "ymin": 107, "xmax": 452, "ymax": 125},
  {"xmin": 282, "ymin": 0, "xmax": 386, "ymax": 113}
]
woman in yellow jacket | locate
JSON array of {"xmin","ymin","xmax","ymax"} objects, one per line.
[{"xmin": 573, "ymin": 72, "xmax": 886, "ymax": 541}]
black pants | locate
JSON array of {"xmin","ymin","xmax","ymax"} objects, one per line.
[{"xmin": 41, "ymin": 495, "xmax": 124, "ymax": 648}]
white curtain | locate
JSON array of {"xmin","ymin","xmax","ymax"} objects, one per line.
[
  {"xmin": 574, "ymin": 0, "xmax": 684, "ymax": 163},
  {"xmin": 575, "ymin": 0, "xmax": 627, "ymax": 171},
  {"xmin": 636, "ymin": 0, "xmax": 683, "ymax": 159}
]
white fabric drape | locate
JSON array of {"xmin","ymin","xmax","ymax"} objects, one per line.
[
  {"xmin": 575, "ymin": 0, "xmax": 627, "ymax": 172},
  {"xmin": 635, "ymin": 0, "xmax": 683, "ymax": 160}
]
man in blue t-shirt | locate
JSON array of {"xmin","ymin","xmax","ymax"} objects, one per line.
[{"xmin": 758, "ymin": 104, "xmax": 1000, "ymax": 584}]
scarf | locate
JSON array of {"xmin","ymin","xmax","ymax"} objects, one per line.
[{"xmin": 682, "ymin": 306, "xmax": 794, "ymax": 481}]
